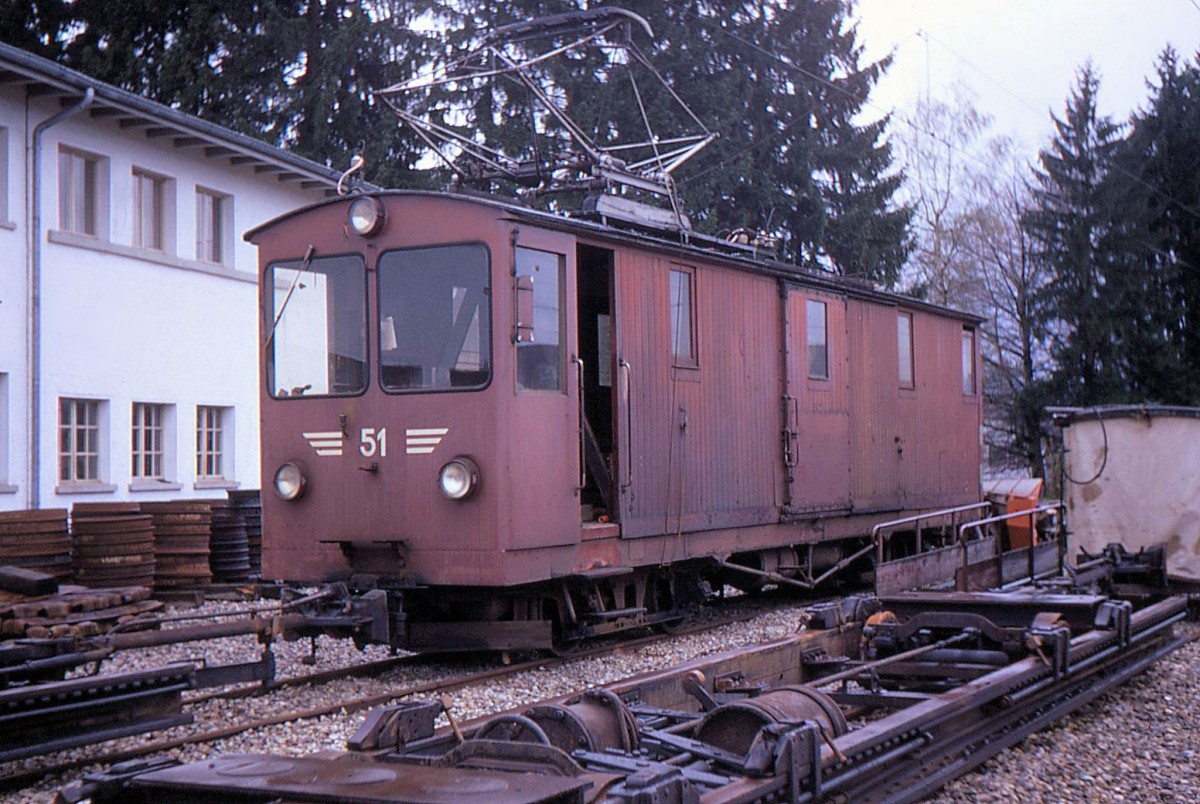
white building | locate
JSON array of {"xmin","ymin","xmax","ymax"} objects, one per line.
[{"xmin": 0, "ymin": 43, "xmax": 344, "ymax": 512}]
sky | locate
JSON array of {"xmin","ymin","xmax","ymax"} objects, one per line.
[{"xmin": 852, "ymin": 0, "xmax": 1200, "ymax": 156}]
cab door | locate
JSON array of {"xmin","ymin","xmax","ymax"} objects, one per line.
[{"xmin": 506, "ymin": 229, "xmax": 581, "ymax": 548}]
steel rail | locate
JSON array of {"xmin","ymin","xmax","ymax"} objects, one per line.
[
  {"xmin": 0, "ymin": 607, "xmax": 764, "ymax": 793},
  {"xmin": 832, "ymin": 614, "xmax": 1192, "ymax": 802}
]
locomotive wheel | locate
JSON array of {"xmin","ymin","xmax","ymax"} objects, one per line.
[
  {"xmin": 653, "ymin": 613, "xmax": 689, "ymax": 635},
  {"xmin": 549, "ymin": 636, "xmax": 590, "ymax": 658}
]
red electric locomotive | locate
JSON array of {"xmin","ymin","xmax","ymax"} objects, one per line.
[{"xmin": 248, "ymin": 190, "xmax": 982, "ymax": 652}]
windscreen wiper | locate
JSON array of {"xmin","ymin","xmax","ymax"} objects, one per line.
[{"xmin": 264, "ymin": 244, "xmax": 315, "ymax": 350}]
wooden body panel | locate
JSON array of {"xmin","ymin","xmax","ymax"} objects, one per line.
[{"xmin": 616, "ymin": 254, "xmax": 783, "ymax": 538}]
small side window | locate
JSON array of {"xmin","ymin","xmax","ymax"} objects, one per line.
[
  {"xmin": 806, "ymin": 299, "xmax": 829, "ymax": 380},
  {"xmin": 516, "ymin": 247, "xmax": 565, "ymax": 392},
  {"xmin": 669, "ymin": 267, "xmax": 697, "ymax": 368},
  {"xmin": 898, "ymin": 312, "xmax": 914, "ymax": 388},
  {"xmin": 962, "ymin": 328, "xmax": 976, "ymax": 395}
]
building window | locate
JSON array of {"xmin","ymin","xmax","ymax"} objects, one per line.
[
  {"xmin": 59, "ymin": 147, "xmax": 104, "ymax": 236},
  {"xmin": 515, "ymin": 247, "xmax": 565, "ymax": 391},
  {"xmin": 196, "ymin": 188, "xmax": 228, "ymax": 264},
  {"xmin": 806, "ymin": 299, "xmax": 829, "ymax": 380},
  {"xmin": 59, "ymin": 398, "xmax": 103, "ymax": 483},
  {"xmin": 898, "ymin": 312, "xmax": 914, "ymax": 387},
  {"xmin": 131, "ymin": 403, "xmax": 167, "ymax": 480},
  {"xmin": 0, "ymin": 127, "xmax": 9, "ymax": 223},
  {"xmin": 0, "ymin": 373, "xmax": 9, "ymax": 487},
  {"xmin": 132, "ymin": 169, "xmax": 167, "ymax": 251},
  {"xmin": 962, "ymin": 328, "xmax": 977, "ymax": 395},
  {"xmin": 669, "ymin": 267, "xmax": 697, "ymax": 367},
  {"xmin": 196, "ymin": 406, "xmax": 230, "ymax": 478}
]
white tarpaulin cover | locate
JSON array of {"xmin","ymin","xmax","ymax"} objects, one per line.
[{"xmin": 1061, "ymin": 406, "xmax": 1200, "ymax": 582}]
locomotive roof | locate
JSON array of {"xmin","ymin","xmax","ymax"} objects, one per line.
[{"xmin": 246, "ymin": 189, "xmax": 983, "ymax": 324}]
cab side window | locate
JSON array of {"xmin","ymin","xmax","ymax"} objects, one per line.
[{"xmin": 516, "ymin": 247, "xmax": 565, "ymax": 392}]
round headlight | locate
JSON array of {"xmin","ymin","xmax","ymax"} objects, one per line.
[
  {"xmin": 438, "ymin": 457, "xmax": 480, "ymax": 500},
  {"xmin": 347, "ymin": 196, "xmax": 385, "ymax": 237},
  {"xmin": 273, "ymin": 462, "xmax": 307, "ymax": 501}
]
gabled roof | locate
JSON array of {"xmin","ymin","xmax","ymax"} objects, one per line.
[{"xmin": 0, "ymin": 41, "xmax": 344, "ymax": 194}]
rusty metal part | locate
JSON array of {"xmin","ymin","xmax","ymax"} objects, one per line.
[
  {"xmin": 521, "ymin": 689, "xmax": 639, "ymax": 754},
  {"xmin": 0, "ymin": 509, "xmax": 72, "ymax": 580},
  {"xmin": 0, "ymin": 663, "xmax": 193, "ymax": 763},
  {"xmin": 54, "ymin": 580, "xmax": 1186, "ymax": 804},
  {"xmin": 141, "ymin": 500, "xmax": 216, "ymax": 589},
  {"xmin": 71, "ymin": 512, "xmax": 157, "ymax": 589},
  {"xmin": 97, "ymin": 752, "xmax": 592, "ymax": 803},
  {"xmin": 9, "ymin": 607, "xmax": 762, "ymax": 795},
  {"xmin": 694, "ymin": 685, "xmax": 846, "ymax": 757}
]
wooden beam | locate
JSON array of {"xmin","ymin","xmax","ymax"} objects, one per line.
[
  {"xmin": 119, "ymin": 117, "xmax": 154, "ymax": 129},
  {"xmin": 205, "ymin": 146, "xmax": 236, "ymax": 158},
  {"xmin": 173, "ymin": 136, "xmax": 204, "ymax": 148},
  {"xmin": 254, "ymin": 164, "xmax": 284, "ymax": 174},
  {"xmin": 144, "ymin": 126, "xmax": 173, "ymax": 138}
]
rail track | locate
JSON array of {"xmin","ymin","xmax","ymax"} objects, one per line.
[
  {"xmin": 47, "ymin": 581, "xmax": 1189, "ymax": 804},
  {"xmin": 0, "ymin": 597, "xmax": 775, "ymax": 794},
  {"xmin": 4, "ymin": 543, "xmax": 1190, "ymax": 802}
]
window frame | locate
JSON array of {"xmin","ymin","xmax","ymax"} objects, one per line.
[
  {"xmin": 515, "ymin": 246, "xmax": 567, "ymax": 393},
  {"xmin": 58, "ymin": 146, "xmax": 109, "ymax": 239},
  {"xmin": 132, "ymin": 167, "xmax": 173, "ymax": 253},
  {"xmin": 195, "ymin": 405, "xmax": 230, "ymax": 480},
  {"xmin": 962, "ymin": 327, "xmax": 977, "ymax": 396},
  {"xmin": 376, "ymin": 241, "xmax": 494, "ymax": 395},
  {"xmin": 0, "ymin": 127, "xmax": 10, "ymax": 225},
  {"xmin": 806, "ymin": 299, "xmax": 830, "ymax": 381},
  {"xmin": 897, "ymin": 311, "xmax": 915, "ymax": 389},
  {"xmin": 669, "ymin": 265, "xmax": 698, "ymax": 369},
  {"xmin": 58, "ymin": 398, "xmax": 104, "ymax": 484},
  {"xmin": 266, "ymin": 252, "xmax": 370, "ymax": 399},
  {"xmin": 0, "ymin": 373, "xmax": 11, "ymax": 491},
  {"xmin": 131, "ymin": 402, "xmax": 167, "ymax": 481},
  {"xmin": 195, "ymin": 186, "xmax": 231, "ymax": 265}
]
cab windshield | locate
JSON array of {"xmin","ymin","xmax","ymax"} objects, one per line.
[
  {"xmin": 378, "ymin": 244, "xmax": 492, "ymax": 392},
  {"xmin": 267, "ymin": 254, "xmax": 367, "ymax": 398}
]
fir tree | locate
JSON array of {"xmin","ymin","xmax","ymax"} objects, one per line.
[
  {"xmin": 1023, "ymin": 64, "xmax": 1126, "ymax": 406},
  {"xmin": 1118, "ymin": 48, "xmax": 1200, "ymax": 403}
]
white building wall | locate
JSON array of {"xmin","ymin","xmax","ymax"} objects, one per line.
[
  {"xmin": 0, "ymin": 86, "xmax": 329, "ymax": 511},
  {"xmin": 0, "ymin": 83, "xmax": 29, "ymax": 500}
]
